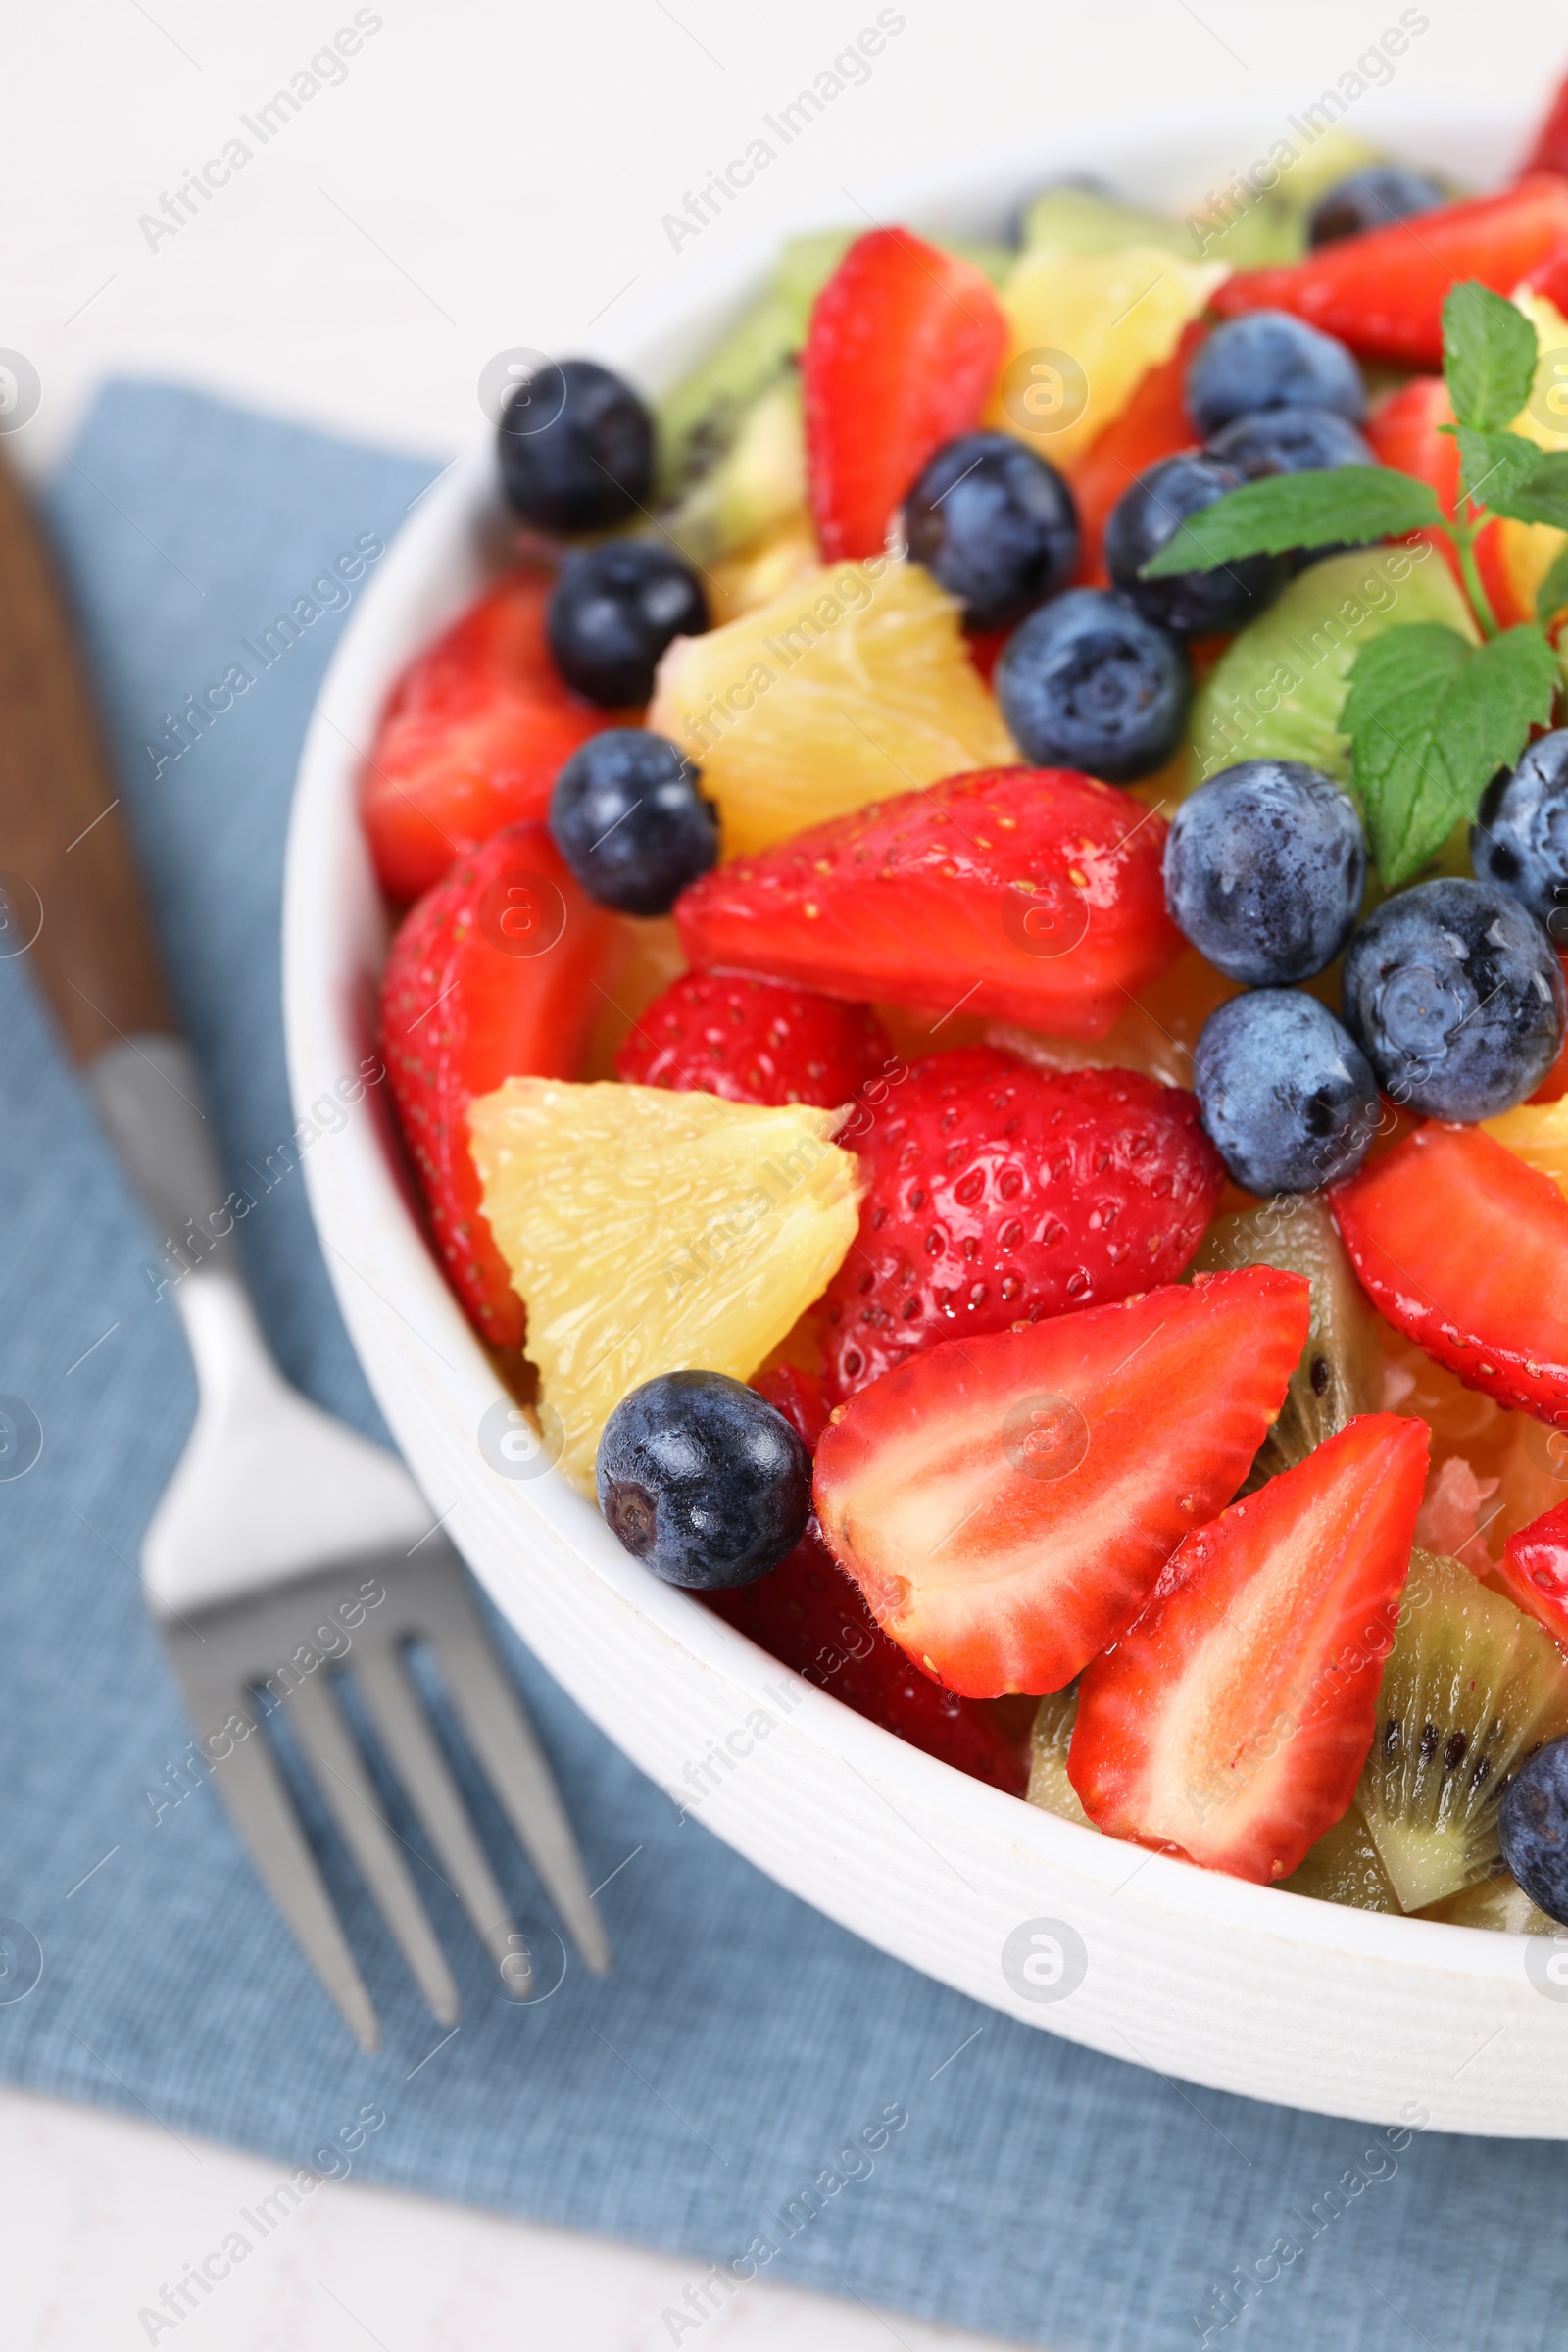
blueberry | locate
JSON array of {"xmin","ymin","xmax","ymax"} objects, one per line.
[
  {"xmin": 1472, "ymin": 732, "xmax": 1568, "ymax": 939},
  {"xmin": 903, "ymin": 431, "xmax": 1078, "ymax": 630},
  {"xmin": 596, "ymin": 1370, "xmax": 810, "ymax": 1590},
  {"xmin": 1309, "ymin": 164, "xmax": 1448, "ymax": 247},
  {"xmin": 547, "ymin": 542, "xmax": 709, "ymax": 707},
  {"xmin": 1186, "ymin": 312, "xmax": 1366, "ymax": 436},
  {"xmin": 549, "ymin": 729, "xmax": 718, "ymax": 915},
  {"xmin": 1194, "ymin": 990, "xmax": 1380, "ymax": 1194},
  {"xmin": 994, "ymin": 588, "xmax": 1191, "ymax": 783},
  {"xmin": 1501, "ymin": 1739, "xmax": 1568, "ymax": 1926},
  {"xmin": 498, "ymin": 359, "xmax": 653, "ymax": 533},
  {"xmin": 1205, "ymin": 404, "xmax": 1374, "ymax": 479},
  {"xmin": 1103, "ymin": 453, "xmax": 1287, "ymax": 635},
  {"xmin": 1164, "ymin": 760, "xmax": 1366, "ymax": 984},
  {"xmin": 1341, "ymin": 877, "xmax": 1566, "ymax": 1119}
]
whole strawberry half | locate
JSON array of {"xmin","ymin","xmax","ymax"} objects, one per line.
[
  {"xmin": 818, "ymin": 1046, "xmax": 1223, "ymax": 1404},
  {"xmin": 814, "ymin": 1267, "xmax": 1310, "ymax": 1697},
  {"xmin": 380, "ymin": 822, "xmax": 621, "ymax": 1348},
  {"xmin": 803, "ymin": 227, "xmax": 1007, "ymax": 563},
  {"xmin": 363, "ymin": 566, "xmax": 616, "ymax": 903},
  {"xmin": 1070, "ymin": 1413, "xmax": 1429, "ymax": 1884},
  {"xmin": 615, "ymin": 967, "xmax": 895, "ymax": 1108},
  {"xmin": 675, "ymin": 766, "xmax": 1182, "ymax": 1038}
]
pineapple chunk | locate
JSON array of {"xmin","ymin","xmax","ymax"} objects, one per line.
[
  {"xmin": 648, "ymin": 558, "xmax": 1018, "ymax": 858},
  {"xmin": 1484, "ymin": 1094, "xmax": 1568, "ymax": 1198},
  {"xmin": 469, "ymin": 1079, "xmax": 863, "ymax": 1489}
]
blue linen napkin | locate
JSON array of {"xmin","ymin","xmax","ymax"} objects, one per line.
[{"xmin": 1, "ymin": 378, "xmax": 1564, "ymax": 2352}]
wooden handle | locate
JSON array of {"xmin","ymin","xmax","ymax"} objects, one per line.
[{"xmin": 0, "ymin": 446, "xmax": 172, "ymax": 1061}]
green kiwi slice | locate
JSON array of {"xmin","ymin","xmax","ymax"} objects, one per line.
[
  {"xmin": 660, "ymin": 374, "xmax": 805, "ymax": 568},
  {"xmin": 1359, "ymin": 1549, "xmax": 1568, "ymax": 1912},
  {"xmin": 1417, "ymin": 1873, "xmax": 1559, "ymax": 1935},
  {"xmin": 1279, "ymin": 1799, "xmax": 1400, "ymax": 1912},
  {"xmin": 1193, "ymin": 1194, "xmax": 1383, "ymax": 1489},
  {"xmin": 1027, "ymin": 1687, "xmax": 1091, "ymax": 1829}
]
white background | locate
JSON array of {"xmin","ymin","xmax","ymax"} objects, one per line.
[{"xmin": 4, "ymin": 1, "xmax": 1565, "ymax": 2345}]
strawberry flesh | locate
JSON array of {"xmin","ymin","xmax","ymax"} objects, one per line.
[
  {"xmin": 818, "ymin": 1046, "xmax": 1223, "ymax": 1404},
  {"xmin": 1493, "ymin": 1499, "xmax": 1568, "ymax": 1652},
  {"xmin": 674, "ymin": 766, "xmax": 1183, "ymax": 1038},
  {"xmin": 615, "ymin": 967, "xmax": 895, "ymax": 1108},
  {"xmin": 813, "ymin": 1266, "xmax": 1310, "ymax": 1697},
  {"xmin": 1332, "ymin": 1121, "xmax": 1568, "ymax": 1424},
  {"xmin": 1068, "ymin": 321, "xmax": 1204, "ymax": 586},
  {"xmin": 1069, "ymin": 1413, "xmax": 1429, "ymax": 1884},
  {"xmin": 380, "ymin": 823, "xmax": 620, "ymax": 1348},
  {"xmin": 803, "ymin": 228, "xmax": 1007, "ymax": 563}
]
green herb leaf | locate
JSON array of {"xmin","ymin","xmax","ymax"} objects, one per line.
[
  {"xmin": 1139, "ymin": 467, "xmax": 1442, "ymax": 578},
  {"xmin": 1537, "ymin": 539, "xmax": 1568, "ymax": 623},
  {"xmin": 1343, "ymin": 621, "xmax": 1557, "ymax": 884},
  {"xmin": 1488, "ymin": 448, "xmax": 1568, "ymax": 531},
  {"xmin": 1450, "ymin": 425, "xmax": 1548, "ymax": 512},
  {"xmin": 1443, "ymin": 282, "xmax": 1540, "ymax": 432}
]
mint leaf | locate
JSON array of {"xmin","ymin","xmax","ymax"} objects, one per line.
[
  {"xmin": 1443, "ymin": 282, "xmax": 1540, "ymax": 431},
  {"xmin": 1344, "ymin": 621, "xmax": 1558, "ymax": 884},
  {"xmin": 1450, "ymin": 425, "xmax": 1547, "ymax": 512},
  {"xmin": 1139, "ymin": 467, "xmax": 1441, "ymax": 578},
  {"xmin": 1538, "ymin": 540, "xmax": 1568, "ymax": 622},
  {"xmin": 1490, "ymin": 449, "xmax": 1568, "ymax": 531}
]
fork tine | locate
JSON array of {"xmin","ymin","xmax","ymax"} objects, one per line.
[
  {"xmin": 286, "ymin": 1670, "xmax": 462, "ymax": 2028},
  {"xmin": 352, "ymin": 1638, "xmax": 530, "ymax": 1996},
  {"xmin": 416, "ymin": 1578, "xmax": 612, "ymax": 1976},
  {"xmin": 161, "ymin": 1638, "xmax": 380, "ymax": 2051}
]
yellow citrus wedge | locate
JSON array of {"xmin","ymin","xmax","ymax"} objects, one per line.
[
  {"xmin": 469, "ymin": 1079, "xmax": 863, "ymax": 1489},
  {"xmin": 647, "ymin": 558, "xmax": 1018, "ymax": 858}
]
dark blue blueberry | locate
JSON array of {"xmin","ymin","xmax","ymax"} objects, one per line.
[
  {"xmin": 1205, "ymin": 404, "xmax": 1374, "ymax": 478},
  {"xmin": 1499, "ymin": 1737, "xmax": 1568, "ymax": 1927},
  {"xmin": 1186, "ymin": 311, "xmax": 1366, "ymax": 436},
  {"xmin": 1193, "ymin": 990, "xmax": 1380, "ymax": 1194},
  {"xmin": 1341, "ymin": 877, "xmax": 1566, "ymax": 1120},
  {"xmin": 547, "ymin": 541, "xmax": 709, "ymax": 708},
  {"xmin": 1309, "ymin": 164, "xmax": 1449, "ymax": 247},
  {"xmin": 1103, "ymin": 452, "xmax": 1288, "ymax": 635},
  {"xmin": 1471, "ymin": 732, "xmax": 1568, "ymax": 939},
  {"xmin": 1164, "ymin": 760, "xmax": 1366, "ymax": 984},
  {"xmin": 596, "ymin": 1370, "xmax": 810, "ymax": 1591},
  {"xmin": 994, "ymin": 588, "xmax": 1191, "ymax": 783},
  {"xmin": 498, "ymin": 358, "xmax": 653, "ymax": 533},
  {"xmin": 903, "ymin": 431, "xmax": 1078, "ymax": 630},
  {"xmin": 549, "ymin": 729, "xmax": 718, "ymax": 915}
]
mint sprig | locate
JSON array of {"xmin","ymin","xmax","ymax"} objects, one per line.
[{"xmin": 1138, "ymin": 279, "xmax": 1567, "ymax": 880}]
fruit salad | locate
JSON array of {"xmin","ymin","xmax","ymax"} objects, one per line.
[{"xmin": 368, "ymin": 71, "xmax": 1568, "ymax": 1934}]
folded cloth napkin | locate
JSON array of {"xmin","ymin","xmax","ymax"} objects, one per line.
[{"xmin": 0, "ymin": 380, "xmax": 1563, "ymax": 2352}]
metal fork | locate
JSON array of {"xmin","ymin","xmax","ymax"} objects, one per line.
[{"xmin": 0, "ymin": 448, "xmax": 607, "ymax": 2051}]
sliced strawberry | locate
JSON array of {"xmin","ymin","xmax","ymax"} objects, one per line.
[
  {"xmin": 813, "ymin": 1267, "xmax": 1310, "ymax": 1698},
  {"xmin": 1068, "ymin": 320, "xmax": 1204, "ymax": 585},
  {"xmin": 1522, "ymin": 69, "xmax": 1568, "ymax": 179},
  {"xmin": 363, "ymin": 567, "xmax": 615, "ymax": 903},
  {"xmin": 818, "ymin": 1046, "xmax": 1222, "ymax": 1404},
  {"xmin": 1365, "ymin": 375, "xmax": 1526, "ymax": 626},
  {"xmin": 1494, "ymin": 1498, "xmax": 1568, "ymax": 1651},
  {"xmin": 614, "ymin": 967, "xmax": 895, "ymax": 1108},
  {"xmin": 705, "ymin": 1523, "xmax": 1026, "ymax": 1794},
  {"xmin": 803, "ymin": 228, "xmax": 1007, "ymax": 562},
  {"xmin": 380, "ymin": 823, "xmax": 621, "ymax": 1347},
  {"xmin": 1209, "ymin": 177, "xmax": 1568, "ymax": 367},
  {"xmin": 1332, "ymin": 1121, "xmax": 1568, "ymax": 1424},
  {"xmin": 1068, "ymin": 1414, "xmax": 1429, "ymax": 1884},
  {"xmin": 674, "ymin": 767, "xmax": 1183, "ymax": 1038}
]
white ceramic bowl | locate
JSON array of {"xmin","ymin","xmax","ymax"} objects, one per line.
[{"xmin": 283, "ymin": 94, "xmax": 1568, "ymax": 2136}]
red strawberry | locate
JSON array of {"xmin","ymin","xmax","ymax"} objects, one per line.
[
  {"xmin": 1331, "ymin": 1121, "xmax": 1568, "ymax": 1424},
  {"xmin": 813, "ymin": 1267, "xmax": 1310, "ymax": 1698},
  {"xmin": 705, "ymin": 1524, "xmax": 1026, "ymax": 1794},
  {"xmin": 1522, "ymin": 68, "xmax": 1568, "ymax": 179},
  {"xmin": 674, "ymin": 767, "xmax": 1183, "ymax": 1039},
  {"xmin": 817, "ymin": 1046, "xmax": 1223, "ymax": 1404},
  {"xmin": 615, "ymin": 968, "xmax": 895, "ymax": 1108},
  {"xmin": 803, "ymin": 228, "xmax": 1007, "ymax": 562},
  {"xmin": 1068, "ymin": 321, "xmax": 1204, "ymax": 585},
  {"xmin": 751, "ymin": 1360, "xmax": 831, "ymax": 1450},
  {"xmin": 1069, "ymin": 1414, "xmax": 1429, "ymax": 1885},
  {"xmin": 1209, "ymin": 177, "xmax": 1568, "ymax": 367},
  {"xmin": 1493, "ymin": 1498, "xmax": 1568, "ymax": 1651},
  {"xmin": 363, "ymin": 567, "xmax": 615, "ymax": 903},
  {"xmin": 380, "ymin": 823, "xmax": 621, "ymax": 1347}
]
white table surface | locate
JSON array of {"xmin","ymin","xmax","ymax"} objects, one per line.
[{"xmin": 4, "ymin": 1, "xmax": 1564, "ymax": 2344}]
